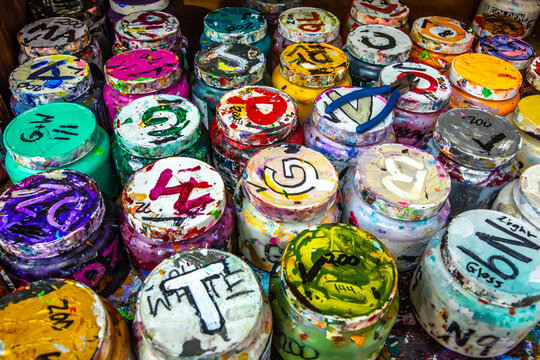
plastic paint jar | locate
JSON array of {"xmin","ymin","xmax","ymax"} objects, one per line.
[
  {"xmin": 211, "ymin": 86, "xmax": 302, "ymax": 193},
  {"xmin": 133, "ymin": 249, "xmax": 272, "ymax": 359},
  {"xmin": 112, "ymin": 94, "xmax": 211, "ymax": 184},
  {"xmin": 512, "ymin": 96, "xmax": 540, "ymax": 173},
  {"xmin": 410, "ymin": 209, "xmax": 540, "ymax": 357},
  {"xmin": 120, "ymin": 157, "xmax": 235, "ymax": 276},
  {"xmin": 3, "ymin": 103, "xmax": 119, "ymax": 198},
  {"xmin": 191, "ymin": 43, "xmax": 266, "ymax": 130},
  {"xmin": 272, "ymin": 42, "xmax": 351, "ymax": 121},
  {"xmin": 108, "ymin": 0, "xmax": 174, "ymax": 25},
  {"xmin": 449, "ymin": 85, "xmax": 520, "ymax": 120},
  {"xmin": 342, "ymin": 144, "xmax": 451, "ymax": 271},
  {"xmin": 476, "ymin": 0, "xmax": 540, "ymax": 38},
  {"xmin": 235, "ymin": 144, "xmax": 340, "ymax": 272},
  {"xmin": 521, "ymin": 56, "xmax": 540, "ymax": 97},
  {"xmin": 423, "ymin": 108, "xmax": 521, "ymax": 218},
  {"xmin": 476, "ymin": 35, "xmax": 535, "ymax": 73},
  {"xmin": 0, "ymin": 170, "xmax": 129, "ymax": 296},
  {"xmin": 246, "ymin": 0, "xmax": 301, "ymax": 34},
  {"xmin": 271, "ymin": 223, "xmax": 398, "ymax": 360},
  {"xmin": 471, "ymin": 13, "xmax": 526, "ymax": 38}
]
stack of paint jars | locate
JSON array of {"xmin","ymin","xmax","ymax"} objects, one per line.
[
  {"xmin": 344, "ymin": 24, "xmax": 411, "ymax": 88},
  {"xmin": 120, "ymin": 157, "xmax": 235, "ymax": 277},
  {"xmin": 512, "ymin": 96, "xmax": 540, "ymax": 172},
  {"xmin": 409, "ymin": 16, "xmax": 474, "ymax": 75},
  {"xmin": 448, "ymin": 53, "xmax": 523, "ymax": 119},
  {"xmin": 476, "ymin": 0, "xmax": 540, "ymax": 38},
  {"xmin": 108, "ymin": 0, "xmax": 174, "ymax": 25},
  {"xmin": 211, "ymin": 86, "xmax": 303, "ymax": 193},
  {"xmin": 521, "ymin": 56, "xmax": 540, "ymax": 97},
  {"xmin": 246, "ymin": 0, "xmax": 301, "ymax": 34},
  {"xmin": 0, "ymin": 170, "xmax": 130, "ymax": 296},
  {"xmin": 472, "ymin": 12, "xmax": 526, "ymax": 38},
  {"xmin": 476, "ymin": 35, "xmax": 535, "ymax": 75},
  {"xmin": 379, "ymin": 62, "xmax": 452, "ymax": 146}
]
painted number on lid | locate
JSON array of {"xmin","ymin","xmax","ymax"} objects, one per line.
[
  {"xmin": 20, "ymin": 113, "xmax": 79, "ymax": 142},
  {"xmin": 382, "ymin": 156, "xmax": 428, "ymax": 199}
]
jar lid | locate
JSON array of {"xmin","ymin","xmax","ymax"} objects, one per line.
[
  {"xmin": 9, "ymin": 55, "xmax": 92, "ymax": 106},
  {"xmin": 4, "ymin": 103, "xmax": 99, "ymax": 169},
  {"xmin": 345, "ymin": 24, "xmax": 411, "ymax": 66},
  {"xmin": 28, "ymin": 0, "xmax": 105, "ymax": 21},
  {"xmin": 203, "ymin": 7, "xmax": 267, "ymax": 44},
  {"xmin": 441, "ymin": 209, "xmax": 540, "ymax": 307},
  {"xmin": 513, "ymin": 96, "xmax": 540, "ymax": 136},
  {"xmin": 354, "ymin": 144, "xmax": 450, "ymax": 220},
  {"xmin": 515, "ymin": 165, "xmax": 540, "ymax": 229},
  {"xmin": 0, "ymin": 279, "xmax": 108, "ymax": 359},
  {"xmin": 194, "ymin": 43, "xmax": 265, "ymax": 90},
  {"xmin": 526, "ymin": 56, "xmax": 540, "ymax": 92},
  {"xmin": 279, "ymin": 43, "xmax": 349, "ymax": 88},
  {"xmin": 281, "ymin": 224, "xmax": 397, "ymax": 333},
  {"xmin": 122, "ymin": 157, "xmax": 226, "ymax": 241},
  {"xmin": 477, "ymin": 35, "xmax": 535, "ymax": 71},
  {"xmin": 18, "ymin": 17, "xmax": 90, "ymax": 57},
  {"xmin": 449, "ymin": 54, "xmax": 523, "ymax": 101},
  {"xmin": 247, "ymin": 0, "xmax": 301, "ymax": 15},
  {"xmin": 110, "ymin": 0, "xmax": 170, "ymax": 15},
  {"xmin": 434, "ymin": 108, "xmax": 521, "ymax": 169},
  {"xmin": 472, "ymin": 13, "xmax": 526, "ymax": 39},
  {"xmin": 135, "ymin": 249, "xmax": 263, "ymax": 358},
  {"xmin": 115, "ymin": 10, "xmax": 180, "ymax": 48},
  {"xmin": 350, "ymin": 0, "xmax": 409, "ymax": 28},
  {"xmin": 0, "ymin": 170, "xmax": 105, "ymax": 259},
  {"xmin": 277, "ymin": 7, "xmax": 340, "ymax": 43},
  {"xmin": 104, "ymin": 48, "xmax": 181, "ymax": 94},
  {"xmin": 242, "ymin": 144, "xmax": 338, "ymax": 222},
  {"xmin": 313, "ymin": 87, "xmax": 393, "ymax": 146},
  {"xmin": 216, "ymin": 86, "xmax": 298, "ymax": 146},
  {"xmin": 379, "ymin": 62, "xmax": 452, "ymax": 113},
  {"xmin": 115, "ymin": 95, "xmax": 201, "ymax": 158},
  {"xmin": 410, "ymin": 16, "xmax": 474, "ymax": 55}
]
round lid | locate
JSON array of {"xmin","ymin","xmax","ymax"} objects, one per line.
[
  {"xmin": 28, "ymin": 0, "xmax": 104, "ymax": 20},
  {"xmin": 345, "ymin": 25, "xmax": 412, "ymax": 66},
  {"xmin": 115, "ymin": 95, "xmax": 200, "ymax": 158},
  {"xmin": 203, "ymin": 7, "xmax": 267, "ymax": 44},
  {"xmin": 122, "ymin": 157, "xmax": 226, "ymax": 241},
  {"xmin": 281, "ymin": 223, "xmax": 397, "ymax": 332},
  {"xmin": 472, "ymin": 13, "xmax": 526, "ymax": 39},
  {"xmin": 526, "ymin": 56, "xmax": 540, "ymax": 92},
  {"xmin": 110, "ymin": 0, "xmax": 170, "ymax": 15},
  {"xmin": 4, "ymin": 103, "xmax": 99, "ymax": 169},
  {"xmin": 379, "ymin": 62, "xmax": 452, "ymax": 113},
  {"xmin": 313, "ymin": 87, "xmax": 393, "ymax": 146},
  {"xmin": 115, "ymin": 10, "xmax": 179, "ymax": 45},
  {"xmin": 104, "ymin": 48, "xmax": 181, "ymax": 94},
  {"xmin": 442, "ymin": 209, "xmax": 540, "ymax": 307},
  {"xmin": 434, "ymin": 108, "xmax": 521, "ymax": 169},
  {"xmin": 216, "ymin": 86, "xmax": 298, "ymax": 146},
  {"xmin": 279, "ymin": 42, "xmax": 349, "ymax": 88},
  {"xmin": 477, "ymin": 35, "xmax": 535, "ymax": 71},
  {"xmin": 516, "ymin": 165, "xmax": 540, "ymax": 229},
  {"xmin": 9, "ymin": 55, "xmax": 92, "ymax": 106},
  {"xmin": 136, "ymin": 249, "xmax": 263, "ymax": 358},
  {"xmin": 449, "ymin": 53, "xmax": 523, "ymax": 101},
  {"xmin": 350, "ymin": 0, "xmax": 409, "ymax": 28},
  {"xmin": 242, "ymin": 144, "xmax": 338, "ymax": 222},
  {"xmin": 18, "ymin": 17, "xmax": 89, "ymax": 57},
  {"xmin": 0, "ymin": 279, "xmax": 108, "ymax": 359},
  {"xmin": 277, "ymin": 7, "xmax": 340, "ymax": 43},
  {"xmin": 513, "ymin": 96, "xmax": 540, "ymax": 136},
  {"xmin": 194, "ymin": 43, "xmax": 265, "ymax": 90},
  {"xmin": 410, "ymin": 16, "xmax": 474, "ymax": 55},
  {"xmin": 247, "ymin": 0, "xmax": 301, "ymax": 15}
]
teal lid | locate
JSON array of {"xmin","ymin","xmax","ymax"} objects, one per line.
[{"xmin": 4, "ymin": 103, "xmax": 99, "ymax": 169}]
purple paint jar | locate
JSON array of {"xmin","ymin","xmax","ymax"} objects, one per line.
[{"xmin": 108, "ymin": 0, "xmax": 174, "ymax": 26}]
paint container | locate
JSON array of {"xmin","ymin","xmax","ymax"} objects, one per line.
[
  {"xmin": 246, "ymin": 0, "xmax": 301, "ymax": 34},
  {"xmin": 0, "ymin": 278, "xmax": 134, "ymax": 359},
  {"xmin": 521, "ymin": 56, "xmax": 540, "ymax": 98},
  {"xmin": 476, "ymin": 0, "xmax": 540, "ymax": 38},
  {"xmin": 476, "ymin": 35, "xmax": 535, "ymax": 74},
  {"xmin": 409, "ymin": 16, "xmax": 474, "ymax": 74},
  {"xmin": 378, "ymin": 62, "xmax": 452, "ymax": 146},
  {"xmin": 235, "ymin": 144, "xmax": 340, "ymax": 272},
  {"xmin": 103, "ymin": 48, "xmax": 189, "ymax": 127},
  {"xmin": 512, "ymin": 96, "xmax": 540, "ymax": 173},
  {"xmin": 423, "ymin": 108, "xmax": 521, "ymax": 218},
  {"xmin": 0, "ymin": 170, "xmax": 129, "ymax": 296},
  {"xmin": 108, "ymin": 268, "xmax": 144, "ymax": 322},
  {"xmin": 272, "ymin": 42, "xmax": 351, "ymax": 121},
  {"xmin": 344, "ymin": 25, "xmax": 411, "ymax": 88},
  {"xmin": 120, "ymin": 156, "xmax": 235, "ymax": 277},
  {"xmin": 342, "ymin": 144, "xmax": 451, "ymax": 271},
  {"xmin": 108, "ymin": 0, "xmax": 174, "ymax": 25},
  {"xmin": 472, "ymin": 13, "xmax": 526, "ymax": 38},
  {"xmin": 0, "ymin": 264, "xmax": 12, "ymax": 299},
  {"xmin": 410, "ymin": 209, "xmax": 540, "ymax": 357},
  {"xmin": 191, "ymin": 43, "xmax": 266, "ymax": 130},
  {"xmin": 211, "ymin": 86, "xmax": 303, "ymax": 193},
  {"xmin": 271, "ymin": 223, "xmax": 398, "ymax": 360},
  {"xmin": 112, "ymin": 94, "xmax": 211, "ymax": 185},
  {"xmin": 304, "ymin": 87, "xmax": 395, "ymax": 177},
  {"xmin": 449, "ymin": 85, "xmax": 520, "ymax": 120},
  {"xmin": 271, "ymin": 7, "xmax": 342, "ymax": 70},
  {"xmin": 3, "ymin": 103, "xmax": 119, "ymax": 198}
]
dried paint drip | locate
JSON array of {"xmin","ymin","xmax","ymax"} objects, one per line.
[{"xmin": 472, "ymin": 13, "xmax": 526, "ymax": 38}]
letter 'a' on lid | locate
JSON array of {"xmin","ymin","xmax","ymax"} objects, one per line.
[
  {"xmin": 277, "ymin": 7, "xmax": 340, "ymax": 43},
  {"xmin": 410, "ymin": 16, "xmax": 474, "ymax": 54},
  {"xmin": 203, "ymin": 7, "xmax": 267, "ymax": 44}
]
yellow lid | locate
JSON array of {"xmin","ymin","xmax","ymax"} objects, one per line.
[{"xmin": 514, "ymin": 95, "xmax": 540, "ymax": 135}]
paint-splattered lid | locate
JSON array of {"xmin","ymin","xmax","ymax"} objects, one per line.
[
  {"xmin": 449, "ymin": 53, "xmax": 523, "ymax": 101},
  {"xmin": 115, "ymin": 11, "xmax": 180, "ymax": 45},
  {"xmin": 28, "ymin": 0, "xmax": 105, "ymax": 22},
  {"xmin": 4, "ymin": 103, "xmax": 99, "ymax": 169},
  {"xmin": 477, "ymin": 35, "xmax": 535, "ymax": 72},
  {"xmin": 242, "ymin": 144, "xmax": 338, "ymax": 222},
  {"xmin": 277, "ymin": 7, "xmax": 340, "ymax": 43},
  {"xmin": 105, "ymin": 48, "xmax": 181, "ymax": 94},
  {"xmin": 515, "ymin": 165, "xmax": 540, "ymax": 230},
  {"xmin": 346, "ymin": 25, "xmax": 411, "ymax": 66},
  {"xmin": 135, "ymin": 249, "xmax": 263, "ymax": 358},
  {"xmin": 110, "ymin": 0, "xmax": 170, "ymax": 15},
  {"xmin": 281, "ymin": 224, "xmax": 397, "ymax": 333},
  {"xmin": 9, "ymin": 55, "xmax": 92, "ymax": 106},
  {"xmin": 472, "ymin": 13, "xmax": 526, "ymax": 39},
  {"xmin": 247, "ymin": 0, "xmax": 301, "ymax": 15},
  {"xmin": 115, "ymin": 95, "xmax": 201, "ymax": 158},
  {"xmin": 204, "ymin": 7, "xmax": 267, "ymax": 44},
  {"xmin": 513, "ymin": 96, "xmax": 540, "ymax": 136},
  {"xmin": 442, "ymin": 209, "xmax": 540, "ymax": 307},
  {"xmin": 434, "ymin": 108, "xmax": 521, "ymax": 169},
  {"xmin": 122, "ymin": 157, "xmax": 226, "ymax": 241},
  {"xmin": 410, "ymin": 16, "xmax": 474, "ymax": 55},
  {"xmin": 526, "ymin": 56, "xmax": 540, "ymax": 92},
  {"xmin": 350, "ymin": 0, "xmax": 409, "ymax": 28},
  {"xmin": 216, "ymin": 86, "xmax": 298, "ymax": 146},
  {"xmin": 379, "ymin": 62, "xmax": 452, "ymax": 113}
]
